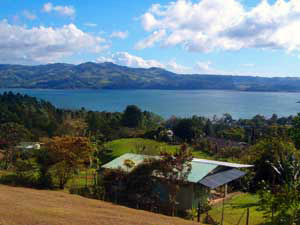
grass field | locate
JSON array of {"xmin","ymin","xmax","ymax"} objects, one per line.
[
  {"xmin": 0, "ymin": 184, "xmax": 202, "ymax": 225},
  {"xmin": 205, "ymin": 193, "xmax": 267, "ymax": 225},
  {"xmin": 104, "ymin": 138, "xmax": 211, "ymax": 159}
]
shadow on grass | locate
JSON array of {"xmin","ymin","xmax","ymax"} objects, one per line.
[{"xmin": 230, "ymin": 202, "xmax": 259, "ymax": 209}]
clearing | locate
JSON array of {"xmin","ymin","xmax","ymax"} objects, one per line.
[
  {"xmin": 0, "ymin": 185, "xmax": 201, "ymax": 225},
  {"xmin": 104, "ymin": 138, "xmax": 210, "ymax": 159}
]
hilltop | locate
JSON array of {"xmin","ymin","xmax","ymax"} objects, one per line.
[
  {"xmin": 0, "ymin": 185, "xmax": 201, "ymax": 225},
  {"xmin": 1, "ymin": 62, "xmax": 300, "ymax": 91}
]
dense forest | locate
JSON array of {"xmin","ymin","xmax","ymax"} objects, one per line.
[
  {"xmin": 1, "ymin": 92, "xmax": 300, "ymax": 224},
  {"xmin": 1, "ymin": 62, "xmax": 300, "ymax": 91}
]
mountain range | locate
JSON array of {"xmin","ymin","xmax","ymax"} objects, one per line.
[{"xmin": 1, "ymin": 62, "xmax": 300, "ymax": 92}]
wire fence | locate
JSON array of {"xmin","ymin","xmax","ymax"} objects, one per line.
[{"xmin": 202, "ymin": 199, "xmax": 251, "ymax": 225}]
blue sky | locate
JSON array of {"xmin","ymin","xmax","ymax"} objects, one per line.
[{"xmin": 1, "ymin": 0, "xmax": 300, "ymax": 76}]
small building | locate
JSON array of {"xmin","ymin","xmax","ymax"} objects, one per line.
[
  {"xmin": 102, "ymin": 153, "xmax": 253, "ymax": 211},
  {"xmin": 16, "ymin": 142, "xmax": 42, "ymax": 151}
]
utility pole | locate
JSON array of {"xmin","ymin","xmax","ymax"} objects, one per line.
[{"xmin": 246, "ymin": 208, "xmax": 250, "ymax": 225}]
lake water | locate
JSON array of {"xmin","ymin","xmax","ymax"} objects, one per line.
[{"xmin": 1, "ymin": 89, "xmax": 300, "ymax": 119}]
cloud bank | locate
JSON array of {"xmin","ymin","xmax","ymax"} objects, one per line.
[
  {"xmin": 0, "ymin": 20, "xmax": 107, "ymax": 64},
  {"xmin": 138, "ymin": 0, "xmax": 300, "ymax": 53}
]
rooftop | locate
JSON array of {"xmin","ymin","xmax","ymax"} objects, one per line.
[{"xmin": 101, "ymin": 153, "xmax": 253, "ymax": 188}]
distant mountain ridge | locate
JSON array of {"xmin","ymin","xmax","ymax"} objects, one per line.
[{"xmin": 1, "ymin": 62, "xmax": 300, "ymax": 92}]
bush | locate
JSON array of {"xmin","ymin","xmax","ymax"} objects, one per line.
[
  {"xmin": 14, "ymin": 159, "xmax": 39, "ymax": 187},
  {"xmin": 69, "ymin": 185, "xmax": 105, "ymax": 200},
  {"xmin": 185, "ymin": 208, "xmax": 198, "ymax": 220}
]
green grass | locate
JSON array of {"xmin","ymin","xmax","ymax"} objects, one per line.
[
  {"xmin": 104, "ymin": 138, "xmax": 210, "ymax": 159},
  {"xmin": 206, "ymin": 193, "xmax": 267, "ymax": 225}
]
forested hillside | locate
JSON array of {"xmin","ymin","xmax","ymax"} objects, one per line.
[{"xmin": 1, "ymin": 62, "xmax": 300, "ymax": 91}]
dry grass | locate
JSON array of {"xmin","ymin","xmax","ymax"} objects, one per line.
[{"xmin": 0, "ymin": 185, "xmax": 201, "ymax": 225}]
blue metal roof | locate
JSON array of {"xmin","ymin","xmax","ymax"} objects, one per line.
[{"xmin": 199, "ymin": 169, "xmax": 246, "ymax": 189}]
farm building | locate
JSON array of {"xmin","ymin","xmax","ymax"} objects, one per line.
[{"xmin": 101, "ymin": 153, "xmax": 253, "ymax": 211}]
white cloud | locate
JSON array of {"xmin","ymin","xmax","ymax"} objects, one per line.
[
  {"xmin": 195, "ymin": 60, "xmax": 229, "ymax": 74},
  {"xmin": 135, "ymin": 29, "xmax": 166, "ymax": 50},
  {"xmin": 42, "ymin": 2, "xmax": 75, "ymax": 18},
  {"xmin": 166, "ymin": 60, "xmax": 190, "ymax": 73},
  {"xmin": 96, "ymin": 52, "xmax": 190, "ymax": 73},
  {"xmin": 0, "ymin": 20, "xmax": 107, "ymax": 64},
  {"xmin": 22, "ymin": 10, "xmax": 37, "ymax": 20},
  {"xmin": 96, "ymin": 52, "xmax": 163, "ymax": 68},
  {"xmin": 110, "ymin": 31, "xmax": 129, "ymax": 39},
  {"xmin": 84, "ymin": 22, "xmax": 97, "ymax": 27},
  {"xmin": 138, "ymin": 0, "xmax": 300, "ymax": 53},
  {"xmin": 196, "ymin": 61, "xmax": 213, "ymax": 73}
]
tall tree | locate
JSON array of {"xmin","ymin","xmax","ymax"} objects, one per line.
[{"xmin": 122, "ymin": 105, "xmax": 143, "ymax": 128}]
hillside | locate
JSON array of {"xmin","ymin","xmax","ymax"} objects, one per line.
[
  {"xmin": 0, "ymin": 185, "xmax": 201, "ymax": 225},
  {"xmin": 1, "ymin": 62, "xmax": 300, "ymax": 91}
]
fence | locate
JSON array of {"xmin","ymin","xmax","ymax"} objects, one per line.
[
  {"xmin": 201, "ymin": 198, "xmax": 252, "ymax": 225},
  {"xmin": 68, "ymin": 169, "xmax": 97, "ymax": 188}
]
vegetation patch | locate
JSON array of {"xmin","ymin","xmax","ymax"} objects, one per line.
[{"xmin": 205, "ymin": 193, "xmax": 265, "ymax": 225}]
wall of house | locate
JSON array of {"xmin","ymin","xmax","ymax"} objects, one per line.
[
  {"xmin": 176, "ymin": 183, "xmax": 194, "ymax": 210},
  {"xmin": 176, "ymin": 183, "xmax": 209, "ymax": 211}
]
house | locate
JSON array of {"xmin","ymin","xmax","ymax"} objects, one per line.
[
  {"xmin": 101, "ymin": 153, "xmax": 253, "ymax": 211},
  {"xmin": 16, "ymin": 142, "xmax": 42, "ymax": 151}
]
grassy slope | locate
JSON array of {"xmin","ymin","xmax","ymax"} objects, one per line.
[
  {"xmin": 104, "ymin": 138, "xmax": 210, "ymax": 159},
  {"xmin": 0, "ymin": 184, "xmax": 202, "ymax": 225},
  {"xmin": 206, "ymin": 193, "xmax": 266, "ymax": 225}
]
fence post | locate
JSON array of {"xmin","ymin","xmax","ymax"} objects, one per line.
[
  {"xmin": 85, "ymin": 169, "xmax": 88, "ymax": 187},
  {"xmin": 197, "ymin": 201, "xmax": 201, "ymax": 222},
  {"xmin": 221, "ymin": 198, "xmax": 225, "ymax": 225},
  {"xmin": 246, "ymin": 208, "xmax": 250, "ymax": 225}
]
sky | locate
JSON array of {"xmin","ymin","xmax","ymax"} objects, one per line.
[{"xmin": 2, "ymin": 0, "xmax": 300, "ymax": 76}]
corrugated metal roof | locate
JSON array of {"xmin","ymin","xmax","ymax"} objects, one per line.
[
  {"xmin": 192, "ymin": 158, "xmax": 253, "ymax": 168},
  {"xmin": 199, "ymin": 168, "xmax": 246, "ymax": 189},
  {"xmin": 102, "ymin": 153, "xmax": 155, "ymax": 172},
  {"xmin": 101, "ymin": 153, "xmax": 251, "ymax": 184},
  {"xmin": 187, "ymin": 161, "xmax": 217, "ymax": 183}
]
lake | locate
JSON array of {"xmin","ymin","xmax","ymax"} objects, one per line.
[{"xmin": 1, "ymin": 89, "xmax": 300, "ymax": 119}]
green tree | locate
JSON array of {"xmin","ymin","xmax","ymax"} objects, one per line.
[
  {"xmin": 122, "ymin": 105, "xmax": 143, "ymax": 128},
  {"xmin": 173, "ymin": 119, "xmax": 200, "ymax": 142},
  {"xmin": 0, "ymin": 122, "xmax": 32, "ymax": 147},
  {"xmin": 249, "ymin": 137, "xmax": 297, "ymax": 186},
  {"xmin": 258, "ymin": 150, "xmax": 300, "ymax": 224},
  {"xmin": 45, "ymin": 136, "xmax": 93, "ymax": 189},
  {"xmin": 290, "ymin": 113, "xmax": 300, "ymax": 148},
  {"xmin": 157, "ymin": 144, "xmax": 193, "ymax": 215}
]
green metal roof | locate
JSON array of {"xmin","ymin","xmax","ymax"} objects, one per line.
[{"xmin": 187, "ymin": 161, "xmax": 217, "ymax": 183}]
